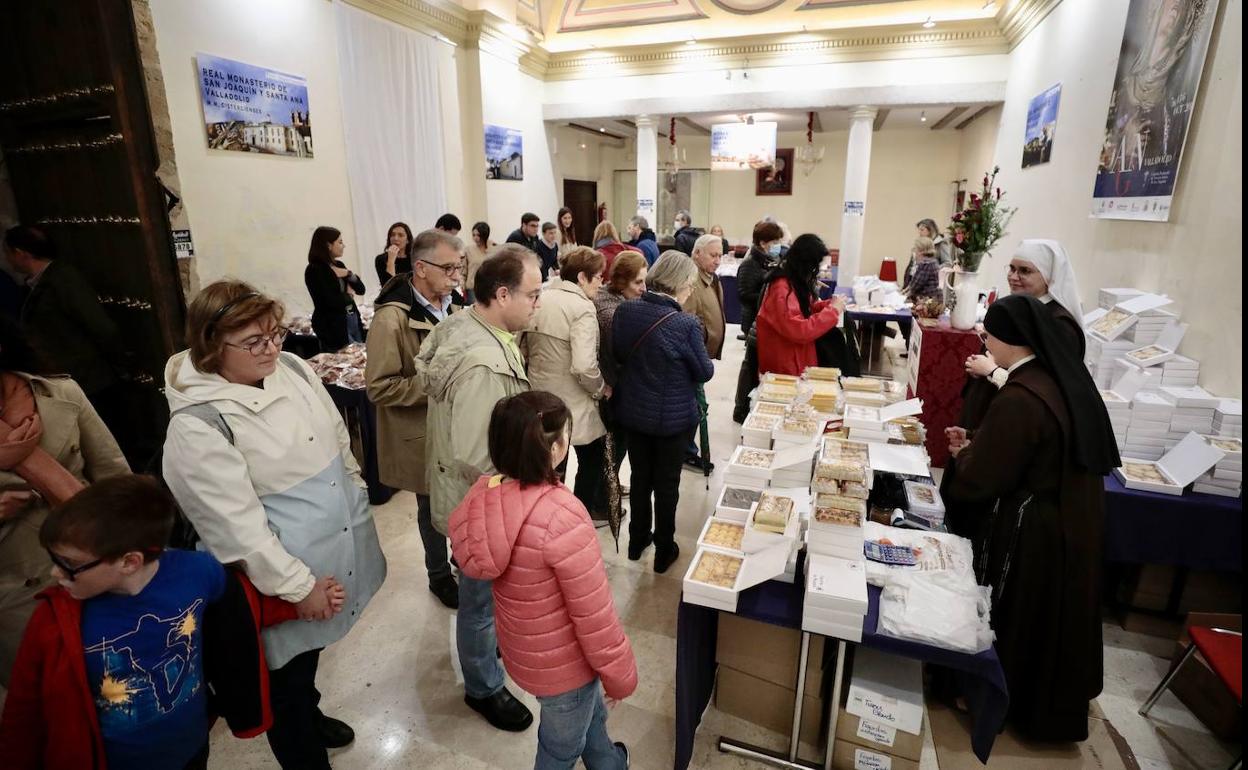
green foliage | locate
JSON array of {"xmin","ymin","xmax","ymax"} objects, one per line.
[{"xmin": 948, "ymin": 166, "xmax": 1016, "ymax": 272}]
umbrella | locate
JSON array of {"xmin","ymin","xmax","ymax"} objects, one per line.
[
  {"xmin": 602, "ymin": 429, "xmax": 624, "ymax": 553},
  {"xmin": 695, "ymin": 384, "xmax": 712, "ymax": 490}
]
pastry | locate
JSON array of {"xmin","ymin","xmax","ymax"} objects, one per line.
[
  {"xmin": 753, "ymin": 493, "xmax": 794, "ymax": 533},
  {"xmin": 752, "ymin": 402, "xmax": 788, "ymax": 416},
  {"xmin": 702, "ymin": 521, "xmax": 745, "ymax": 550},
  {"xmin": 1121, "ymin": 461, "xmax": 1171, "ymax": 484},
  {"xmin": 803, "ymin": 366, "xmax": 841, "ymax": 381},
  {"xmin": 841, "ymin": 376, "xmax": 884, "ymax": 393},
  {"xmin": 813, "ymin": 504, "xmax": 862, "ymax": 528},
  {"xmin": 743, "ymin": 414, "xmax": 781, "ymax": 431},
  {"xmin": 734, "ymin": 448, "xmax": 774, "ymax": 468},
  {"xmin": 1090, "ymin": 308, "xmax": 1131, "ymax": 337},
  {"xmin": 690, "ymin": 551, "xmax": 742, "ymax": 588},
  {"xmin": 720, "ymin": 486, "xmax": 763, "ymax": 510}
]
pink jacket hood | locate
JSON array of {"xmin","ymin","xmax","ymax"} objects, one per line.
[{"xmin": 449, "ymin": 475, "xmax": 638, "ymax": 700}]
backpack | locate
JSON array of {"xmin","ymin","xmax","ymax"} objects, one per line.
[{"xmin": 147, "ymin": 354, "xmax": 314, "ymax": 548}]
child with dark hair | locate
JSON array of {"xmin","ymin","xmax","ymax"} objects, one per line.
[
  {"xmin": 0, "ymin": 475, "xmax": 343, "ymax": 770},
  {"xmin": 449, "ymin": 391, "xmax": 636, "ymax": 769}
]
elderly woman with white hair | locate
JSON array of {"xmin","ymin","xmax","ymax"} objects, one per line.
[{"xmin": 611, "ymin": 251, "xmax": 714, "ymax": 574}]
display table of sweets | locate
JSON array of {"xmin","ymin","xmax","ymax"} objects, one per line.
[
  {"xmin": 904, "ymin": 319, "xmax": 984, "ymax": 468},
  {"xmin": 675, "ymin": 366, "xmax": 1007, "ymax": 770},
  {"xmin": 1103, "ymin": 473, "xmax": 1242, "ymax": 573}
]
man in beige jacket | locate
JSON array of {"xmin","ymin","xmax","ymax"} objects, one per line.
[
  {"xmin": 364, "ymin": 229, "xmax": 464, "ymax": 609},
  {"xmin": 680, "ymin": 234, "xmax": 725, "ymax": 469}
]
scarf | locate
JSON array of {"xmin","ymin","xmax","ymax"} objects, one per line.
[
  {"xmin": 1014, "ymin": 239, "xmax": 1084, "ymax": 324},
  {"xmin": 0, "ymin": 373, "xmax": 86, "ymax": 507}
]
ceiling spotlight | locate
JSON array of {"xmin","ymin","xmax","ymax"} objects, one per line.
[
  {"xmin": 922, "ymin": 16, "xmax": 935, "ymax": 28},
  {"xmin": 579, "ymin": 142, "xmax": 587, "ymax": 150},
  {"xmin": 920, "ymin": 111, "xmax": 927, "ymax": 123},
  {"xmin": 685, "ymin": 37, "xmax": 697, "ymax": 45},
  {"xmin": 599, "ymin": 126, "xmax": 606, "ymax": 132}
]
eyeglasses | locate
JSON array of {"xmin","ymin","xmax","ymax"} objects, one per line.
[
  {"xmin": 46, "ymin": 549, "xmax": 104, "ymax": 581},
  {"xmin": 418, "ymin": 259, "xmax": 464, "ymax": 276},
  {"xmin": 224, "ymin": 327, "xmax": 289, "ymax": 355}
]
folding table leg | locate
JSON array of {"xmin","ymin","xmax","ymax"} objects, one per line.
[
  {"xmin": 1139, "ymin": 642, "xmax": 1197, "ymax": 716},
  {"xmin": 718, "ymin": 632, "xmax": 821, "ymax": 770},
  {"xmin": 823, "ymin": 640, "xmax": 849, "ymax": 770}
]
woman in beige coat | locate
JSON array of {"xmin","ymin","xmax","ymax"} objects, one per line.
[
  {"xmin": 0, "ymin": 319, "xmax": 128, "ymax": 685},
  {"xmin": 523, "ymin": 246, "xmax": 611, "ymax": 523}
]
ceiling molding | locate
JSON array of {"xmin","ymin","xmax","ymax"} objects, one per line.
[
  {"xmin": 341, "ymin": 0, "xmax": 469, "ymax": 43},
  {"xmin": 871, "ymin": 108, "xmax": 889, "ymax": 132},
  {"xmin": 557, "ymin": 0, "xmax": 708, "ymax": 34},
  {"xmin": 677, "ymin": 116, "xmax": 711, "ymax": 136},
  {"xmin": 954, "ymin": 104, "xmax": 994, "ymax": 130},
  {"xmin": 930, "ymin": 106, "xmax": 967, "ymax": 130},
  {"xmin": 618, "ymin": 118, "xmax": 667, "ymax": 138},
  {"xmin": 543, "ymin": 19, "xmax": 1006, "ymax": 80},
  {"xmin": 999, "ymin": 0, "xmax": 1063, "ymax": 49},
  {"xmin": 708, "ymin": 0, "xmax": 788, "ymax": 15}
]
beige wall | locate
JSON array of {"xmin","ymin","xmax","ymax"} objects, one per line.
[
  {"xmin": 991, "ymin": 0, "xmax": 1241, "ymax": 395},
  {"xmin": 956, "ymin": 105, "xmax": 1002, "ymax": 204}
]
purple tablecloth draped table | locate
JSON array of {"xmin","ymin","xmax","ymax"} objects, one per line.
[
  {"xmin": 674, "ymin": 558, "xmax": 1008, "ymax": 769},
  {"xmin": 1103, "ymin": 474, "xmax": 1242, "ymax": 571}
]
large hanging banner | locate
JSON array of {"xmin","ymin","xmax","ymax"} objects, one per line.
[
  {"xmin": 1091, "ymin": 0, "xmax": 1219, "ymax": 221},
  {"xmin": 197, "ymin": 54, "xmax": 313, "ymax": 158}
]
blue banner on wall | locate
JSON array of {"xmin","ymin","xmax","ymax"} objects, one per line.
[
  {"xmin": 197, "ymin": 53, "xmax": 313, "ymax": 158},
  {"xmin": 1022, "ymin": 83, "xmax": 1061, "ymax": 168},
  {"xmin": 485, "ymin": 124, "xmax": 524, "ymax": 180}
]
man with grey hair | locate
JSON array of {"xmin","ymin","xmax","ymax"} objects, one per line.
[
  {"xmin": 365, "ymin": 228, "xmax": 466, "ymax": 609},
  {"xmin": 673, "ymin": 209, "xmax": 702, "ymax": 256},
  {"xmin": 683, "ymin": 233, "xmax": 725, "ymax": 360},
  {"xmin": 626, "ymin": 215, "xmax": 659, "ymax": 265}
]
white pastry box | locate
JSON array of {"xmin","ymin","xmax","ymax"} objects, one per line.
[
  {"xmin": 740, "ymin": 413, "xmax": 780, "ymax": 449},
  {"xmin": 696, "ymin": 517, "xmax": 747, "ymax": 553},
  {"xmin": 844, "ymin": 399, "xmax": 923, "ymax": 432},
  {"xmin": 1125, "ymin": 322, "xmax": 1188, "ymax": 368},
  {"xmin": 847, "ymin": 648, "xmax": 925, "ymax": 736},
  {"xmin": 742, "ymin": 493, "xmax": 802, "ymax": 552},
  {"xmin": 715, "ymin": 485, "xmax": 763, "ymax": 522},
  {"xmin": 1161, "ymin": 386, "xmax": 1222, "ymax": 410},
  {"xmin": 1114, "ymin": 432, "xmax": 1226, "ymax": 495},
  {"xmin": 805, "ymin": 554, "xmax": 868, "ymax": 615},
  {"xmin": 682, "ymin": 544, "xmax": 790, "ymax": 612},
  {"xmin": 773, "ymin": 415, "xmax": 827, "ymax": 447},
  {"xmin": 1085, "ymin": 307, "xmax": 1136, "ymax": 342}
]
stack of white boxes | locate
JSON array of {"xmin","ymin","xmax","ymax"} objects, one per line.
[
  {"xmin": 1126, "ymin": 305, "xmax": 1181, "ymax": 345},
  {"xmin": 802, "ymin": 554, "xmax": 868, "ymax": 643},
  {"xmin": 1215, "ymin": 399, "xmax": 1243, "ymax": 437},
  {"xmin": 1124, "ymin": 391, "xmax": 1178, "ymax": 461},
  {"xmin": 1103, "ymin": 392, "xmax": 1131, "ymax": 450},
  {"xmin": 1193, "ymin": 436, "xmax": 1242, "ymax": 498},
  {"xmin": 725, "ymin": 445, "xmax": 815, "ymax": 490},
  {"xmin": 1090, "ymin": 338, "xmax": 1140, "ymax": 388},
  {"xmin": 807, "ymin": 493, "xmax": 866, "ymax": 560},
  {"xmin": 1162, "ymin": 386, "xmax": 1219, "ymax": 439}
]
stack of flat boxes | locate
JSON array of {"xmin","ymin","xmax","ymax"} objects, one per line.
[
  {"xmin": 1088, "ymin": 335, "xmax": 1138, "ymax": 388},
  {"xmin": 807, "ymin": 438, "xmax": 869, "ymax": 560},
  {"xmin": 1162, "ymin": 387, "xmax": 1220, "ymax": 439},
  {"xmin": 802, "ymin": 553, "xmax": 868, "ymax": 643},
  {"xmin": 1194, "ymin": 436, "xmax": 1242, "ymax": 498},
  {"xmin": 1124, "ymin": 391, "xmax": 1178, "ymax": 461},
  {"xmin": 725, "ymin": 445, "xmax": 814, "ymax": 490},
  {"xmin": 1112, "ymin": 355, "xmax": 1200, "ymax": 392},
  {"xmin": 1102, "ymin": 390, "xmax": 1131, "ymax": 451},
  {"xmin": 1215, "ymin": 399, "xmax": 1243, "ymax": 437}
]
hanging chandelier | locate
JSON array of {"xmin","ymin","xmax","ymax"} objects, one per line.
[{"xmin": 797, "ymin": 111, "xmax": 825, "ymax": 177}]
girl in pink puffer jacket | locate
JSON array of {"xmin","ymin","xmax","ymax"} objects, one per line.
[{"xmin": 449, "ymin": 391, "xmax": 637, "ymax": 769}]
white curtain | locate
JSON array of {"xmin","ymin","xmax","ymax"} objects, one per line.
[{"xmin": 335, "ymin": 2, "xmax": 447, "ymax": 290}]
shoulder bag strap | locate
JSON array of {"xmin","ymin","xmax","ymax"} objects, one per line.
[{"xmin": 626, "ymin": 310, "xmax": 679, "ymax": 360}]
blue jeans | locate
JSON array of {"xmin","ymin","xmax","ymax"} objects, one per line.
[
  {"xmin": 535, "ymin": 680, "xmax": 626, "ymax": 770},
  {"xmin": 457, "ymin": 573, "xmax": 504, "ymax": 698}
]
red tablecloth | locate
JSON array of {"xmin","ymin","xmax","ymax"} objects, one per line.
[{"xmin": 906, "ymin": 319, "xmax": 982, "ymax": 467}]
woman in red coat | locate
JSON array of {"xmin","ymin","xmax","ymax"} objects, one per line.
[{"xmin": 755, "ymin": 234, "xmax": 847, "ymax": 376}]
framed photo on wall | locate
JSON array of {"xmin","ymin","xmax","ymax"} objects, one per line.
[{"xmin": 756, "ymin": 148, "xmax": 793, "ymax": 196}]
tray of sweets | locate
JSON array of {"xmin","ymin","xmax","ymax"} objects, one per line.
[
  {"xmin": 822, "ymin": 437, "xmax": 870, "ymax": 462},
  {"xmin": 1119, "ymin": 460, "xmax": 1173, "ymax": 485},
  {"xmin": 743, "ymin": 414, "xmax": 781, "ymax": 431},
  {"xmin": 804, "ymin": 366, "xmax": 841, "ymax": 381},
  {"xmin": 733, "ymin": 447, "xmax": 775, "ymax": 469},
  {"xmin": 779, "ymin": 417, "xmax": 821, "ymax": 438},
  {"xmin": 751, "ymin": 401, "xmax": 788, "ymax": 416},
  {"xmin": 753, "ymin": 493, "xmax": 795, "ymax": 533},
  {"xmin": 689, "ymin": 551, "xmax": 743, "ymax": 589},
  {"xmin": 759, "ymin": 383, "xmax": 798, "ymax": 402},
  {"xmin": 813, "ymin": 499, "xmax": 863, "ymax": 528},
  {"xmin": 702, "ymin": 520, "xmax": 745, "ymax": 550},
  {"xmin": 814, "ymin": 493, "xmax": 867, "ymax": 517},
  {"xmin": 763, "ymin": 372, "xmax": 800, "ymax": 385},
  {"xmin": 719, "ymin": 486, "xmax": 763, "ymax": 511},
  {"xmin": 841, "ymin": 376, "xmax": 885, "ymax": 393}
]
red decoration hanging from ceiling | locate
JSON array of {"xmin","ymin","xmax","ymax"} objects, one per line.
[
  {"xmin": 670, "ymin": 117, "xmax": 676, "ymax": 146},
  {"xmin": 807, "ymin": 111, "xmax": 814, "ymax": 144}
]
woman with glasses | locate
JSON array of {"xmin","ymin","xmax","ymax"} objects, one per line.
[
  {"xmin": 162, "ymin": 280, "xmax": 387, "ymax": 770},
  {"xmin": 305, "ymin": 226, "xmax": 366, "ymax": 352},
  {"xmin": 0, "ymin": 316, "xmax": 129, "ymax": 686}
]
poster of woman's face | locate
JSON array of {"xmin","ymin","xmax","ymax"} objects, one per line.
[{"xmin": 756, "ymin": 148, "xmax": 794, "ymax": 196}]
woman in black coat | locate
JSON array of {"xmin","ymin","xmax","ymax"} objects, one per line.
[
  {"xmin": 305, "ymin": 226, "xmax": 365, "ymax": 352},
  {"xmin": 374, "ymin": 221, "xmax": 414, "ymax": 285},
  {"xmin": 732, "ymin": 220, "xmax": 784, "ymax": 422}
]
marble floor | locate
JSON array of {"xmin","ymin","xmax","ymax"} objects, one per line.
[{"xmin": 2, "ymin": 325, "xmax": 1235, "ymax": 768}]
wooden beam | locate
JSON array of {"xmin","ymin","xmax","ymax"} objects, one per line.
[
  {"xmin": 955, "ymin": 105, "xmax": 994, "ymax": 130},
  {"xmin": 930, "ymin": 106, "xmax": 968, "ymax": 130},
  {"xmin": 872, "ymin": 108, "xmax": 889, "ymax": 132},
  {"xmin": 677, "ymin": 116, "xmax": 710, "ymax": 136},
  {"xmin": 567, "ymin": 122, "xmax": 626, "ymax": 141},
  {"xmin": 617, "ymin": 118, "xmax": 667, "ymax": 138}
]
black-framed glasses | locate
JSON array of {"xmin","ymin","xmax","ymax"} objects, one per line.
[
  {"xmin": 46, "ymin": 549, "xmax": 104, "ymax": 581},
  {"xmin": 418, "ymin": 259, "xmax": 464, "ymax": 276},
  {"xmin": 224, "ymin": 327, "xmax": 290, "ymax": 355}
]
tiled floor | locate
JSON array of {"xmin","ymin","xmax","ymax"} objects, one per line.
[{"xmin": 6, "ymin": 325, "xmax": 1234, "ymax": 768}]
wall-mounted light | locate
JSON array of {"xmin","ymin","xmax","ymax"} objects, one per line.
[
  {"xmin": 922, "ymin": 16, "xmax": 935, "ymax": 28},
  {"xmin": 579, "ymin": 142, "xmax": 587, "ymax": 150}
]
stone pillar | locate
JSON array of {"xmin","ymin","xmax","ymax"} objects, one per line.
[
  {"xmin": 838, "ymin": 106, "xmax": 877, "ymax": 283},
  {"xmin": 635, "ymin": 114, "xmax": 658, "ymax": 227}
]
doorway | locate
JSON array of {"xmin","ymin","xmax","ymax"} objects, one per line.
[{"xmin": 562, "ymin": 179, "xmax": 597, "ymax": 246}]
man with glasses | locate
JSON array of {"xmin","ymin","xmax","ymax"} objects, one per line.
[
  {"xmin": 414, "ymin": 244, "xmax": 541, "ymax": 733},
  {"xmin": 365, "ymin": 230, "xmax": 466, "ymax": 610}
]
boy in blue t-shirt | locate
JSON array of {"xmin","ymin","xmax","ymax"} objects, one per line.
[{"xmin": 0, "ymin": 475, "xmax": 342, "ymax": 770}]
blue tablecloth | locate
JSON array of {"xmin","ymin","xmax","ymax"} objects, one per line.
[
  {"xmin": 719, "ymin": 273, "xmax": 838, "ymax": 326},
  {"xmin": 1103, "ymin": 474, "xmax": 1242, "ymax": 571},
  {"xmin": 325, "ymin": 384, "xmax": 396, "ymax": 506},
  {"xmin": 675, "ymin": 556, "xmax": 1008, "ymax": 769}
]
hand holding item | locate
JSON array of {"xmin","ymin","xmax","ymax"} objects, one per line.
[
  {"xmin": 965, "ymin": 353, "xmax": 996, "ymax": 378},
  {"xmin": 385, "ymin": 244, "xmax": 399, "ymax": 271},
  {"xmin": 945, "ymin": 426, "xmax": 968, "ymax": 456},
  {"xmin": 296, "ymin": 575, "xmax": 337, "ymax": 621},
  {"xmin": 829, "ymin": 294, "xmax": 848, "ymax": 314},
  {"xmin": 323, "ymin": 575, "xmax": 347, "ymax": 614},
  {"xmin": 0, "ymin": 490, "xmax": 36, "ymax": 521}
]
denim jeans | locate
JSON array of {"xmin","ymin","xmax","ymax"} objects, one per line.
[
  {"xmin": 417, "ymin": 494, "xmax": 451, "ymax": 583},
  {"xmin": 457, "ymin": 572, "xmax": 504, "ymax": 699},
  {"xmin": 535, "ymin": 680, "xmax": 627, "ymax": 770}
]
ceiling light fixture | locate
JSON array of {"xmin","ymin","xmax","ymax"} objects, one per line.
[
  {"xmin": 686, "ymin": 37, "xmax": 697, "ymax": 45},
  {"xmin": 920, "ymin": 111, "xmax": 927, "ymax": 123},
  {"xmin": 599, "ymin": 126, "xmax": 606, "ymax": 133},
  {"xmin": 922, "ymin": 16, "xmax": 936, "ymax": 28}
]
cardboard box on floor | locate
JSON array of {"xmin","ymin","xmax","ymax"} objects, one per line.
[
  {"xmin": 715, "ymin": 665, "xmax": 824, "ymax": 747},
  {"xmin": 716, "ymin": 612, "xmax": 826, "ymax": 698},
  {"xmin": 830, "ymin": 738, "xmax": 920, "ymax": 770},
  {"xmin": 1169, "ymin": 612, "xmax": 1242, "ymax": 741},
  {"xmin": 835, "ymin": 705, "xmax": 924, "ymax": 762}
]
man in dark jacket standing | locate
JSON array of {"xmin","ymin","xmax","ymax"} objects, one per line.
[
  {"xmin": 672, "ymin": 210, "xmax": 703, "ymax": 256},
  {"xmin": 504, "ymin": 212, "xmax": 541, "ymax": 254},
  {"xmin": 626, "ymin": 216, "xmax": 660, "ymax": 265},
  {"xmin": 3, "ymin": 225, "xmax": 126, "ymax": 427}
]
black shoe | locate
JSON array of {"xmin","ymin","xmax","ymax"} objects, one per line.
[
  {"xmin": 318, "ymin": 715, "xmax": 355, "ymax": 748},
  {"xmin": 590, "ymin": 513, "xmax": 611, "ymax": 529},
  {"xmin": 736, "ymin": 333, "xmax": 746, "ymax": 340},
  {"xmin": 654, "ymin": 543, "xmax": 681, "ymax": 574},
  {"xmin": 465, "ymin": 688, "xmax": 534, "ymax": 732},
  {"xmin": 627, "ymin": 532, "xmax": 653, "ymax": 561},
  {"xmin": 429, "ymin": 575, "xmax": 459, "ymax": 609},
  {"xmin": 616, "ymin": 742, "xmax": 630, "ymax": 768}
]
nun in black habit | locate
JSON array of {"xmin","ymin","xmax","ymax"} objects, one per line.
[{"xmin": 944, "ymin": 293, "xmax": 1120, "ymax": 743}]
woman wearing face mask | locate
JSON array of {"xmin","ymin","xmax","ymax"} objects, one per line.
[
  {"xmin": 375, "ymin": 222, "xmax": 414, "ymax": 285},
  {"xmin": 943, "ymin": 293, "xmax": 1117, "ymax": 743},
  {"xmin": 732, "ymin": 221, "xmax": 784, "ymax": 423},
  {"xmin": 753, "ymin": 234, "xmax": 847, "ymax": 377}
]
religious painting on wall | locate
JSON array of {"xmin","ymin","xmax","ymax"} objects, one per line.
[
  {"xmin": 756, "ymin": 148, "xmax": 794, "ymax": 195},
  {"xmin": 1022, "ymin": 84, "xmax": 1061, "ymax": 168},
  {"xmin": 1091, "ymin": 0, "xmax": 1219, "ymax": 221},
  {"xmin": 485, "ymin": 124, "xmax": 524, "ymax": 180},
  {"xmin": 197, "ymin": 54, "xmax": 313, "ymax": 158}
]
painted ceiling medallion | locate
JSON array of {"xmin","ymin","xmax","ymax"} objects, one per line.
[
  {"xmin": 708, "ymin": 0, "xmax": 786, "ymax": 14},
  {"xmin": 797, "ymin": 0, "xmax": 920, "ymax": 10},
  {"xmin": 558, "ymin": 0, "xmax": 708, "ymax": 33}
]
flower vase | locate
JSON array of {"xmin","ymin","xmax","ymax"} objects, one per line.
[{"xmin": 945, "ymin": 267, "xmax": 981, "ymax": 330}]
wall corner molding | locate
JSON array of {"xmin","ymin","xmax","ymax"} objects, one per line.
[
  {"xmin": 342, "ymin": 0, "xmax": 470, "ymax": 44},
  {"xmin": 999, "ymin": 0, "xmax": 1063, "ymax": 49}
]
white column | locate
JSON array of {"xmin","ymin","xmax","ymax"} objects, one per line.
[
  {"xmin": 635, "ymin": 114, "xmax": 658, "ymax": 227},
  {"xmin": 838, "ymin": 106, "xmax": 877, "ymax": 283}
]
